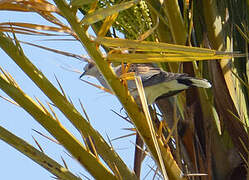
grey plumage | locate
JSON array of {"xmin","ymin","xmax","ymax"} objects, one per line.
[{"xmin": 81, "ymin": 63, "xmax": 211, "ymax": 105}]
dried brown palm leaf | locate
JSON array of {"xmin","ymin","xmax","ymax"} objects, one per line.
[
  {"xmin": 0, "ymin": 0, "xmax": 59, "ymax": 13},
  {"xmin": 0, "ymin": 22, "xmax": 74, "ymax": 37}
]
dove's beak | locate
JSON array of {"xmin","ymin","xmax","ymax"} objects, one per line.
[{"xmin": 79, "ymin": 71, "xmax": 86, "ymax": 79}]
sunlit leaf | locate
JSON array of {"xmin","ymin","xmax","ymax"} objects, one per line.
[
  {"xmin": 98, "ymin": 13, "xmax": 118, "ymax": 37},
  {"xmin": 95, "ymin": 37, "xmax": 239, "ymax": 56},
  {"xmin": 107, "ymin": 52, "xmax": 237, "ymax": 63},
  {"xmin": 71, "ymin": 0, "xmax": 96, "ymax": 7},
  {"xmin": 80, "ymin": 0, "xmax": 138, "ymax": 25}
]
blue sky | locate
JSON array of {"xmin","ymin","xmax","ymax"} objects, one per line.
[{"xmin": 0, "ymin": 9, "xmax": 152, "ymax": 179}]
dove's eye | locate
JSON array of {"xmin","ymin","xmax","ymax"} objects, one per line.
[{"xmin": 88, "ymin": 63, "xmax": 94, "ymax": 70}]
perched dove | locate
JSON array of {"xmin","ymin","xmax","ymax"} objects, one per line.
[{"xmin": 80, "ymin": 62, "xmax": 211, "ymax": 105}]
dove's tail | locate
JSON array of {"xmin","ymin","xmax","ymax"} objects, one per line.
[{"xmin": 177, "ymin": 78, "xmax": 212, "ymax": 88}]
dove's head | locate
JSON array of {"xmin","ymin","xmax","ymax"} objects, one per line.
[{"xmin": 80, "ymin": 62, "xmax": 99, "ymax": 78}]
